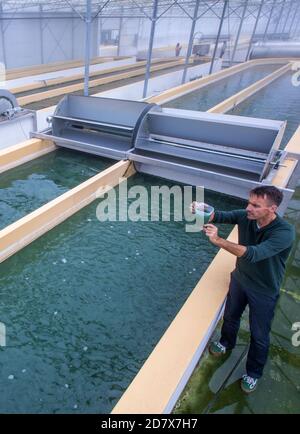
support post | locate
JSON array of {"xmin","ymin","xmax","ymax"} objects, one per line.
[
  {"xmin": 142, "ymin": 0, "xmax": 158, "ymax": 99},
  {"xmin": 0, "ymin": 3, "xmax": 7, "ymax": 68},
  {"xmin": 230, "ymin": 0, "xmax": 248, "ymax": 65},
  {"xmin": 263, "ymin": 0, "xmax": 276, "ymax": 41},
  {"xmin": 84, "ymin": 0, "xmax": 92, "ymax": 96},
  {"xmin": 281, "ymin": 0, "xmax": 293, "ymax": 36},
  {"xmin": 98, "ymin": 17, "xmax": 102, "ymax": 57},
  {"xmin": 288, "ymin": 0, "xmax": 300, "ymax": 36},
  {"xmin": 39, "ymin": 4, "xmax": 44, "ymax": 65},
  {"xmin": 71, "ymin": 14, "xmax": 75, "ymax": 59},
  {"xmin": 209, "ymin": 0, "xmax": 228, "ymax": 75},
  {"xmin": 292, "ymin": 14, "xmax": 300, "ymax": 37},
  {"xmin": 273, "ymin": 0, "xmax": 286, "ymax": 35},
  {"xmin": 117, "ymin": 6, "xmax": 124, "ymax": 57},
  {"xmin": 245, "ymin": 0, "xmax": 264, "ymax": 61},
  {"xmin": 181, "ymin": 0, "xmax": 200, "ymax": 84}
]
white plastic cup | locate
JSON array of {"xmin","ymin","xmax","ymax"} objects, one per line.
[{"xmin": 193, "ymin": 202, "xmax": 214, "ymax": 224}]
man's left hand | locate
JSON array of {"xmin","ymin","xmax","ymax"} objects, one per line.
[{"xmin": 203, "ymin": 224, "xmax": 221, "ymax": 245}]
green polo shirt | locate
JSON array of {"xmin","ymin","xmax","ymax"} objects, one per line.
[{"xmin": 212, "ymin": 210, "xmax": 295, "ymax": 296}]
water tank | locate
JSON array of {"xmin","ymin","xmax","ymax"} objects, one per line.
[{"xmin": 250, "ymin": 42, "xmax": 300, "ymax": 59}]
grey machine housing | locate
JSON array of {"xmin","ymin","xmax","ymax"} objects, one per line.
[
  {"xmin": 33, "ymin": 94, "xmax": 294, "ymax": 214},
  {"xmin": 0, "ymin": 89, "xmax": 37, "ymax": 148}
]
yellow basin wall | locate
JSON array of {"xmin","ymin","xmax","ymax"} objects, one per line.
[
  {"xmin": 17, "ymin": 60, "xmax": 185, "ymax": 107},
  {"xmin": 0, "ymin": 138, "xmax": 57, "ymax": 174},
  {"xmin": 147, "ymin": 58, "xmax": 292, "ymax": 106},
  {"xmin": 0, "ymin": 160, "xmax": 136, "ymax": 264}
]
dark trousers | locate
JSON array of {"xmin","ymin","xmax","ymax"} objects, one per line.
[{"xmin": 220, "ymin": 274, "xmax": 279, "ymax": 379}]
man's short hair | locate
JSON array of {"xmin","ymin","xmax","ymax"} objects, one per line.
[{"xmin": 250, "ymin": 185, "xmax": 283, "ymax": 207}]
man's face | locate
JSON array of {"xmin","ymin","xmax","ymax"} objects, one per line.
[{"xmin": 246, "ymin": 194, "xmax": 277, "ymax": 220}]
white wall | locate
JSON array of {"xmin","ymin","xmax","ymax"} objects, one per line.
[
  {"xmin": 0, "ymin": 3, "xmax": 280, "ymax": 70},
  {"xmin": 0, "ymin": 13, "xmax": 99, "ymax": 69}
]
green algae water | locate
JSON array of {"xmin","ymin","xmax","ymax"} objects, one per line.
[
  {"xmin": 0, "ymin": 173, "xmax": 244, "ymax": 413},
  {"xmin": 0, "ymin": 149, "xmax": 112, "ymax": 230},
  {"xmin": 163, "ymin": 64, "xmax": 282, "ymax": 112},
  {"xmin": 174, "ymin": 71, "xmax": 300, "ymax": 415},
  {"xmin": 228, "ymin": 72, "xmax": 300, "ymax": 147}
]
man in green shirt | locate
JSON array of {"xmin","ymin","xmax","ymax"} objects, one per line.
[{"xmin": 193, "ymin": 185, "xmax": 295, "ymax": 393}]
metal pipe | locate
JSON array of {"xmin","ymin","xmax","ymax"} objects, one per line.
[
  {"xmin": 84, "ymin": 0, "xmax": 92, "ymax": 97},
  {"xmin": 250, "ymin": 42, "xmax": 300, "ymax": 59},
  {"xmin": 209, "ymin": 0, "xmax": 228, "ymax": 75},
  {"xmin": 230, "ymin": 0, "xmax": 248, "ymax": 65},
  {"xmin": 245, "ymin": 0, "xmax": 265, "ymax": 61},
  {"xmin": 149, "ymin": 138, "xmax": 266, "ymax": 164},
  {"xmin": 142, "ymin": 0, "xmax": 158, "ymax": 99},
  {"xmin": 181, "ymin": 0, "xmax": 200, "ymax": 84},
  {"xmin": 263, "ymin": 0, "xmax": 276, "ymax": 41}
]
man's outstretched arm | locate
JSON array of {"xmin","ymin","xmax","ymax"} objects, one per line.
[
  {"xmin": 203, "ymin": 224, "xmax": 295, "ymax": 262},
  {"xmin": 203, "ymin": 224, "xmax": 247, "ymax": 257}
]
